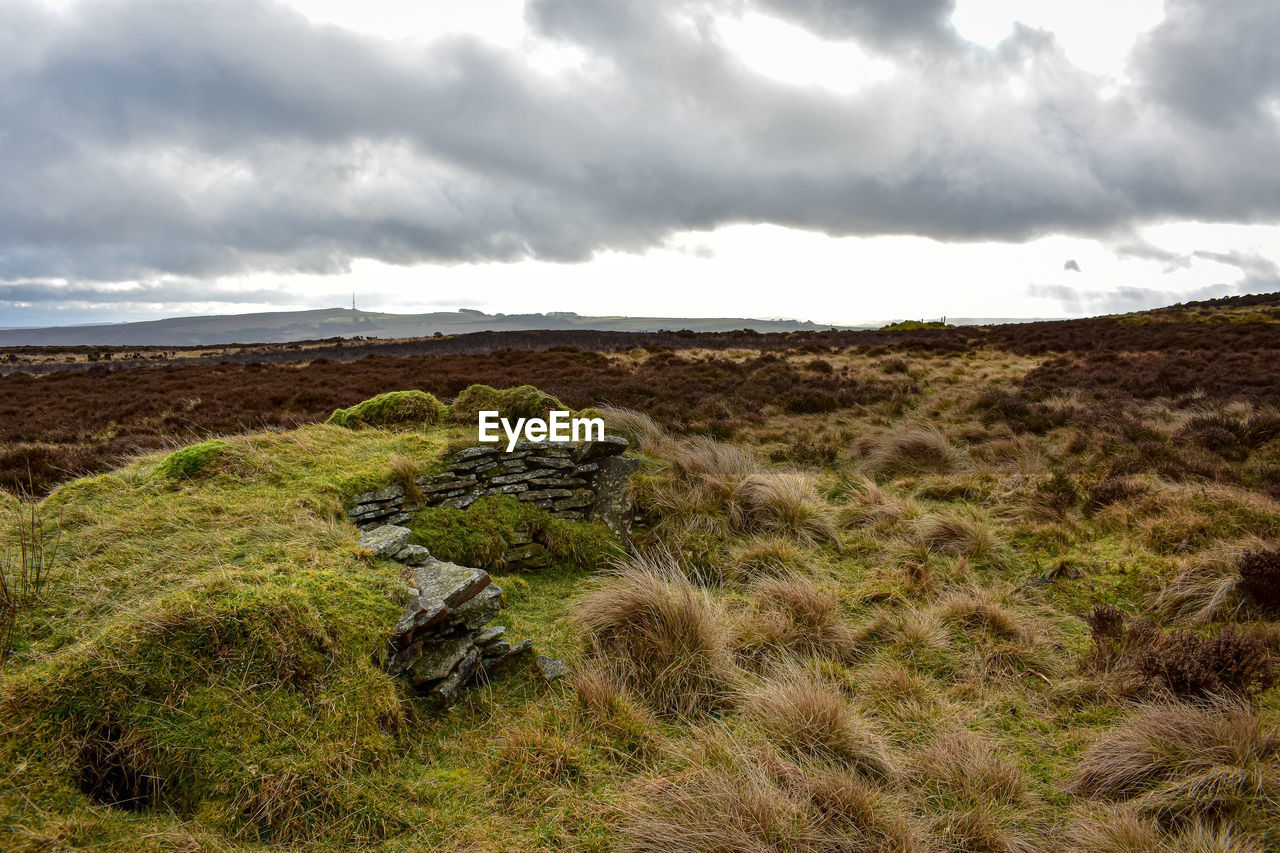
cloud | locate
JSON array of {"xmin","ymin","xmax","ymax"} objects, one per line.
[
  {"xmin": 1132, "ymin": 0, "xmax": 1280, "ymax": 126},
  {"xmin": 0, "ymin": 0, "xmax": 1278, "ymax": 291},
  {"xmin": 1063, "ymin": 259, "xmax": 1081, "ymax": 272},
  {"xmin": 1027, "ymin": 282, "xmax": 1247, "ymax": 315},
  {"xmin": 752, "ymin": 0, "xmax": 959, "ymax": 46}
]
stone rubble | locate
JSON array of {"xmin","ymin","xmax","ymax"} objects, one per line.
[{"xmin": 361, "ymin": 524, "xmax": 534, "ymax": 706}]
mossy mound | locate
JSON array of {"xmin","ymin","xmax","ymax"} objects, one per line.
[
  {"xmin": 0, "ymin": 427, "xmax": 443, "ymax": 844},
  {"xmin": 447, "ymin": 384, "xmax": 565, "ymax": 425},
  {"xmin": 154, "ymin": 439, "xmax": 231, "ymax": 480},
  {"xmin": 409, "ymin": 494, "xmax": 619, "ymax": 571},
  {"xmin": 326, "ymin": 390, "xmax": 447, "ymax": 429}
]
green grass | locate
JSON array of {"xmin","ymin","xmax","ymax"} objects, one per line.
[{"xmin": 4, "ymin": 358, "xmax": 1280, "ymax": 851}]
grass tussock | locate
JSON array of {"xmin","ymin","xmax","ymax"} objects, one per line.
[
  {"xmin": 575, "ymin": 552, "xmax": 737, "ymax": 717},
  {"xmin": 865, "ymin": 424, "xmax": 961, "ymax": 480},
  {"xmin": 911, "ymin": 507, "xmax": 1012, "ymax": 568},
  {"xmin": 619, "ymin": 728, "xmax": 921, "ymax": 853},
  {"xmin": 743, "ymin": 669, "xmax": 897, "ymax": 783},
  {"xmin": 741, "ymin": 573, "xmax": 857, "ymax": 662},
  {"xmin": 598, "ymin": 405, "xmax": 671, "ymax": 454},
  {"xmin": 1068, "ymin": 700, "xmax": 1280, "ymax": 828},
  {"xmin": 646, "ymin": 437, "xmax": 839, "ymax": 547},
  {"xmin": 912, "ymin": 728, "xmax": 1036, "ymax": 853},
  {"xmin": 725, "ymin": 535, "xmax": 819, "ymax": 583}
]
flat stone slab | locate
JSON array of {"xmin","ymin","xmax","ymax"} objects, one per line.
[
  {"xmin": 359, "ymin": 524, "xmax": 413, "ymax": 559},
  {"xmin": 412, "ymin": 560, "xmax": 490, "ymax": 609}
]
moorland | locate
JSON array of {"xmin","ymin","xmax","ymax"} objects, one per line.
[{"xmin": 0, "ymin": 291, "xmax": 1278, "ymax": 851}]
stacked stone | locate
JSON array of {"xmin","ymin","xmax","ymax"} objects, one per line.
[
  {"xmin": 362, "ymin": 524, "xmax": 532, "ymax": 706},
  {"xmin": 346, "ymin": 436, "xmax": 639, "ymax": 545}
]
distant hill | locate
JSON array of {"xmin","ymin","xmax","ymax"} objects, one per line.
[{"xmin": 0, "ymin": 308, "xmax": 868, "ymax": 346}]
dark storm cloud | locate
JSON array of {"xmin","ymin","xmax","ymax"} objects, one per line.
[
  {"xmin": 1, "ymin": 0, "xmax": 1279, "ymax": 293},
  {"xmin": 0, "ymin": 280, "xmax": 300, "ymax": 306}
]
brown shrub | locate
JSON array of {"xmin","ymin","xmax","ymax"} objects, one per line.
[
  {"xmin": 1236, "ymin": 548, "xmax": 1280, "ymax": 611},
  {"xmin": 1132, "ymin": 627, "xmax": 1276, "ymax": 699}
]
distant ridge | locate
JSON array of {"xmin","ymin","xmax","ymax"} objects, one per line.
[
  {"xmin": 0, "ymin": 307, "xmax": 1075, "ymax": 347},
  {"xmin": 0, "ymin": 307, "xmax": 866, "ymax": 346}
]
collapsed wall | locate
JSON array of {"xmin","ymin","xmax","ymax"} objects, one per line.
[
  {"xmin": 352, "ymin": 437, "xmax": 640, "ymax": 704},
  {"xmin": 347, "ymin": 435, "xmax": 639, "ymax": 541},
  {"xmin": 361, "ymin": 523, "xmax": 536, "ymax": 706}
]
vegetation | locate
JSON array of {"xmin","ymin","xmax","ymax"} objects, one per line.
[
  {"xmin": 1, "ymin": 293, "xmax": 1279, "ymax": 850},
  {"xmin": 325, "ymin": 389, "xmax": 447, "ymax": 428}
]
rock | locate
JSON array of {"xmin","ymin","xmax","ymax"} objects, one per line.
[
  {"xmin": 425, "ymin": 645, "xmax": 483, "ymax": 707},
  {"xmin": 482, "ymin": 639, "xmax": 534, "ymax": 677},
  {"xmin": 588, "ymin": 455, "xmax": 641, "ymax": 540},
  {"xmin": 359, "ymin": 524, "xmax": 413, "ymax": 559},
  {"xmin": 451, "ymin": 583, "xmax": 503, "ymax": 630},
  {"xmin": 419, "ymin": 476, "xmax": 477, "ymax": 494},
  {"xmin": 527, "ymin": 455, "xmax": 574, "ymax": 469},
  {"xmin": 413, "ymin": 560, "xmax": 490, "ymax": 608},
  {"xmin": 554, "ymin": 489, "xmax": 593, "ymax": 510},
  {"xmin": 535, "ymin": 655, "xmax": 568, "ymax": 681},
  {"xmin": 409, "ymin": 635, "xmax": 474, "ymax": 685},
  {"xmin": 391, "ymin": 595, "xmax": 448, "ymax": 648},
  {"xmin": 474, "ymin": 625, "xmax": 506, "ymax": 646},
  {"xmin": 518, "ymin": 488, "xmax": 573, "ymax": 501},
  {"xmin": 448, "ymin": 445, "xmax": 495, "ymax": 462},
  {"xmin": 393, "ymin": 544, "xmax": 432, "ymax": 565},
  {"xmin": 574, "ymin": 435, "xmax": 630, "ymax": 463},
  {"xmin": 483, "ymin": 639, "xmax": 512, "ymax": 657},
  {"xmin": 505, "ymin": 543, "xmax": 549, "ymax": 563}
]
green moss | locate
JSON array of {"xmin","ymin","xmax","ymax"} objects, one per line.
[
  {"xmin": 153, "ymin": 439, "xmax": 231, "ymax": 480},
  {"xmin": 326, "ymin": 390, "xmax": 447, "ymax": 430},
  {"xmin": 408, "ymin": 494, "xmax": 619, "ymax": 571},
  {"xmin": 447, "ymin": 384, "xmax": 565, "ymax": 426}
]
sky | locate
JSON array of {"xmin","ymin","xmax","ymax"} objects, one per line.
[{"xmin": 2, "ymin": 0, "xmax": 1279, "ymax": 327}]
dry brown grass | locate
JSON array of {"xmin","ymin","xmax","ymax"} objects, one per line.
[
  {"xmin": 575, "ymin": 552, "xmax": 738, "ymax": 717},
  {"xmin": 388, "ymin": 452, "xmax": 424, "ymax": 504},
  {"xmin": 743, "ymin": 669, "xmax": 897, "ymax": 783},
  {"xmin": 737, "ymin": 472, "xmax": 840, "ymax": 547},
  {"xmin": 571, "ymin": 660, "xmax": 661, "ymax": 764},
  {"xmin": 1164, "ymin": 823, "xmax": 1269, "ymax": 853},
  {"xmin": 911, "ymin": 508, "xmax": 1012, "ymax": 568},
  {"xmin": 618, "ymin": 727, "xmax": 921, "ymax": 853},
  {"xmin": 599, "ymin": 405, "xmax": 671, "ymax": 455},
  {"xmin": 1068, "ymin": 700, "xmax": 1280, "ymax": 826},
  {"xmin": 742, "ymin": 573, "xmax": 857, "ymax": 663},
  {"xmin": 725, "ymin": 536, "xmax": 819, "ymax": 583},
  {"xmin": 912, "ymin": 728, "xmax": 1035, "ymax": 853},
  {"xmin": 1151, "ymin": 538, "xmax": 1272, "ymax": 624},
  {"xmin": 1065, "ymin": 805, "xmax": 1160, "ymax": 853},
  {"xmin": 864, "ymin": 424, "xmax": 961, "ymax": 480},
  {"xmin": 937, "ymin": 586, "xmax": 1030, "ymax": 641},
  {"xmin": 491, "ymin": 723, "xmax": 585, "ymax": 803}
]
